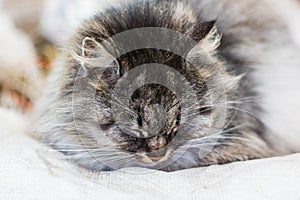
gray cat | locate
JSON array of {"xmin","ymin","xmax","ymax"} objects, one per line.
[{"xmin": 33, "ymin": 0, "xmax": 300, "ymax": 172}]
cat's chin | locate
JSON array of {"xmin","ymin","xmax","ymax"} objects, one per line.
[{"xmin": 136, "ymin": 147, "xmax": 174, "ymax": 164}]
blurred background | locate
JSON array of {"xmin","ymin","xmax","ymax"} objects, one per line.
[
  {"xmin": 0, "ymin": 0, "xmax": 116, "ymax": 112},
  {"xmin": 0, "ymin": 0, "xmax": 300, "ymax": 114}
]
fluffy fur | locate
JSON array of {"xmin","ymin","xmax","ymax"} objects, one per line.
[{"xmin": 33, "ymin": 0, "xmax": 299, "ymax": 172}]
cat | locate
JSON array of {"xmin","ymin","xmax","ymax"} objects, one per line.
[{"xmin": 33, "ymin": 0, "xmax": 300, "ymax": 172}]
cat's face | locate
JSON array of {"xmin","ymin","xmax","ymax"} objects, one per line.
[
  {"xmin": 100, "ymin": 66, "xmax": 210, "ymax": 164},
  {"xmin": 59, "ymin": 18, "xmax": 237, "ymax": 171},
  {"xmin": 85, "ymin": 45, "xmax": 225, "ymax": 170}
]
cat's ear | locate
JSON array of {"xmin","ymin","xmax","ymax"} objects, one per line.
[
  {"xmin": 80, "ymin": 37, "xmax": 117, "ymax": 69},
  {"xmin": 82, "ymin": 37, "xmax": 100, "ymax": 58},
  {"xmin": 186, "ymin": 21, "xmax": 222, "ymax": 56}
]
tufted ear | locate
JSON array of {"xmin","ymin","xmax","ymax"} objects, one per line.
[
  {"xmin": 186, "ymin": 21, "xmax": 222, "ymax": 56},
  {"xmin": 79, "ymin": 37, "xmax": 118, "ymax": 71},
  {"xmin": 82, "ymin": 37, "xmax": 99, "ymax": 58}
]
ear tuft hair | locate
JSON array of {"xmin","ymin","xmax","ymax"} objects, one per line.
[
  {"xmin": 82, "ymin": 37, "xmax": 101, "ymax": 58},
  {"xmin": 186, "ymin": 21, "xmax": 222, "ymax": 59},
  {"xmin": 73, "ymin": 37, "xmax": 117, "ymax": 70},
  {"xmin": 199, "ymin": 24, "xmax": 222, "ymax": 53}
]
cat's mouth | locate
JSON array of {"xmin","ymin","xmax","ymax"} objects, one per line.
[{"xmin": 138, "ymin": 147, "xmax": 173, "ymax": 163}]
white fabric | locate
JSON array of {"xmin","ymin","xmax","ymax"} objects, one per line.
[{"xmin": 0, "ymin": 108, "xmax": 300, "ymax": 200}]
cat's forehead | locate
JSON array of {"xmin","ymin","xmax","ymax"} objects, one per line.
[
  {"xmin": 118, "ymin": 49, "xmax": 186, "ymax": 69},
  {"xmin": 130, "ymin": 84, "xmax": 178, "ymax": 104}
]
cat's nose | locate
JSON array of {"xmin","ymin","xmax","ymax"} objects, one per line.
[
  {"xmin": 148, "ymin": 136, "xmax": 166, "ymax": 151},
  {"xmin": 146, "ymin": 136, "xmax": 169, "ymax": 161}
]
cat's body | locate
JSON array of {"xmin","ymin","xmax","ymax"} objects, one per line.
[{"xmin": 33, "ymin": 0, "xmax": 300, "ymax": 171}]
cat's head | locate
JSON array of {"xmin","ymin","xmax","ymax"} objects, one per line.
[{"xmin": 47, "ymin": 1, "xmax": 244, "ymax": 171}]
